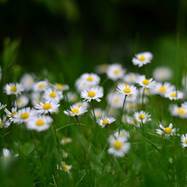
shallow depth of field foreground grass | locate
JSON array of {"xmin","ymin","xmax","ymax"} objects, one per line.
[{"xmin": 0, "ymin": 37, "xmax": 187, "ymax": 187}]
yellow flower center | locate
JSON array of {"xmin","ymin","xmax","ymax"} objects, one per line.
[
  {"xmin": 184, "ymin": 139, "xmax": 187, "ymax": 144},
  {"xmin": 158, "ymin": 86, "xmax": 166, "ymax": 94},
  {"xmin": 177, "ymin": 107, "xmax": 186, "ymax": 116},
  {"xmin": 43, "ymin": 103, "xmax": 52, "ymax": 110},
  {"xmin": 113, "ymin": 140, "xmax": 123, "ymax": 150},
  {"xmin": 55, "ymin": 83, "xmax": 64, "ymax": 90},
  {"xmin": 35, "ymin": 119, "xmax": 45, "ymax": 126},
  {"xmin": 71, "ymin": 107, "xmax": 80, "ymax": 114},
  {"xmin": 102, "ymin": 118, "xmax": 110, "ymax": 126},
  {"xmin": 38, "ymin": 83, "xmax": 45, "ymax": 89},
  {"xmin": 170, "ymin": 92, "xmax": 176, "ymax": 97},
  {"xmin": 164, "ymin": 127, "xmax": 172, "ymax": 134},
  {"xmin": 10, "ymin": 85, "xmax": 17, "ymax": 92},
  {"xmin": 139, "ymin": 114, "xmax": 145, "ymax": 120},
  {"xmin": 113, "ymin": 69, "xmax": 121, "ymax": 75},
  {"xmin": 20, "ymin": 112, "xmax": 29, "ymax": 120},
  {"xmin": 87, "ymin": 90, "xmax": 96, "ymax": 98},
  {"xmin": 142, "ymin": 79, "xmax": 150, "ymax": 85},
  {"xmin": 123, "ymin": 86, "xmax": 131, "ymax": 94},
  {"xmin": 49, "ymin": 91, "xmax": 57, "ymax": 98},
  {"xmin": 86, "ymin": 76, "xmax": 94, "ymax": 82},
  {"xmin": 138, "ymin": 55, "xmax": 146, "ymax": 62}
]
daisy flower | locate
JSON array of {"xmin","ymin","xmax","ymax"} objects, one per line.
[
  {"xmin": 165, "ymin": 90, "xmax": 184, "ymax": 101},
  {"xmin": 97, "ymin": 116, "xmax": 115, "ymax": 128},
  {"xmin": 181, "ymin": 134, "xmax": 187, "ymax": 148},
  {"xmin": 108, "ymin": 130, "xmax": 130, "ymax": 157},
  {"xmin": 156, "ymin": 123, "xmax": 176, "ymax": 137},
  {"xmin": 137, "ymin": 75, "xmax": 154, "ymax": 89},
  {"xmin": 14, "ymin": 107, "xmax": 35, "ymax": 123},
  {"xmin": 117, "ymin": 83, "xmax": 137, "ymax": 96},
  {"xmin": 4, "ymin": 107, "xmax": 18, "ymax": 123},
  {"xmin": 4, "ymin": 83, "xmax": 23, "ymax": 95},
  {"xmin": 33, "ymin": 81, "xmax": 49, "ymax": 92},
  {"xmin": 95, "ymin": 64, "xmax": 109, "ymax": 74},
  {"xmin": 20, "ymin": 74, "xmax": 35, "ymax": 91},
  {"xmin": 80, "ymin": 73, "xmax": 100, "ymax": 86},
  {"xmin": 66, "ymin": 92, "xmax": 78, "ymax": 103},
  {"xmin": 57, "ymin": 162, "xmax": 72, "ymax": 173},
  {"xmin": 54, "ymin": 83, "xmax": 69, "ymax": 92},
  {"xmin": 153, "ymin": 66, "xmax": 172, "ymax": 81},
  {"xmin": 107, "ymin": 92, "xmax": 125, "ymax": 109},
  {"xmin": 106, "ymin": 64, "xmax": 125, "ymax": 81},
  {"xmin": 64, "ymin": 103, "xmax": 87, "ymax": 117},
  {"xmin": 132, "ymin": 52, "xmax": 153, "ymax": 67},
  {"xmin": 134, "ymin": 111, "xmax": 151, "ymax": 124},
  {"xmin": 35, "ymin": 101, "xmax": 59, "ymax": 114},
  {"xmin": 81, "ymin": 86, "xmax": 103, "ymax": 102},
  {"xmin": 170, "ymin": 104, "xmax": 187, "ymax": 119},
  {"xmin": 151, "ymin": 82, "xmax": 174, "ymax": 96},
  {"xmin": 123, "ymin": 73, "xmax": 140, "ymax": 84},
  {"xmin": 15, "ymin": 95, "xmax": 29, "ymax": 108},
  {"xmin": 43, "ymin": 88, "xmax": 63, "ymax": 102},
  {"xmin": 26, "ymin": 115, "xmax": 52, "ymax": 132}
]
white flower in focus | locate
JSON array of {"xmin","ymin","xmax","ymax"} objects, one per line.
[
  {"xmin": 81, "ymin": 86, "xmax": 103, "ymax": 102},
  {"xmin": 156, "ymin": 123, "xmax": 176, "ymax": 137},
  {"xmin": 134, "ymin": 111, "xmax": 151, "ymax": 124},
  {"xmin": 97, "ymin": 116, "xmax": 115, "ymax": 128},
  {"xmin": 132, "ymin": 52, "xmax": 153, "ymax": 67},
  {"xmin": 35, "ymin": 101, "xmax": 59, "ymax": 114},
  {"xmin": 153, "ymin": 66, "xmax": 172, "ymax": 81},
  {"xmin": 117, "ymin": 83, "xmax": 137, "ymax": 96},
  {"xmin": 137, "ymin": 75, "xmax": 155, "ymax": 89},
  {"xmin": 26, "ymin": 115, "xmax": 52, "ymax": 132},
  {"xmin": 106, "ymin": 64, "xmax": 125, "ymax": 81},
  {"xmin": 80, "ymin": 73, "xmax": 100, "ymax": 86},
  {"xmin": 64, "ymin": 102, "xmax": 87, "ymax": 117},
  {"xmin": 4, "ymin": 83, "xmax": 23, "ymax": 95},
  {"xmin": 181, "ymin": 134, "xmax": 187, "ymax": 148}
]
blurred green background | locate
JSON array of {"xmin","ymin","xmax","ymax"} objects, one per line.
[{"xmin": 0, "ymin": 0, "xmax": 187, "ymax": 84}]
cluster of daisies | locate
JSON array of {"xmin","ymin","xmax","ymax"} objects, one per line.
[{"xmin": 1, "ymin": 51, "xmax": 187, "ymax": 161}]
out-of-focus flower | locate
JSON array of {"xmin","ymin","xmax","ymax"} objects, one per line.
[
  {"xmin": 165, "ymin": 90, "xmax": 184, "ymax": 101},
  {"xmin": 4, "ymin": 83, "xmax": 23, "ymax": 95},
  {"xmin": 181, "ymin": 134, "xmax": 187, "ymax": 148},
  {"xmin": 153, "ymin": 66, "xmax": 172, "ymax": 81},
  {"xmin": 54, "ymin": 83, "xmax": 69, "ymax": 92},
  {"xmin": 170, "ymin": 104, "xmax": 187, "ymax": 119},
  {"xmin": 15, "ymin": 95, "xmax": 29, "ymax": 108},
  {"xmin": 20, "ymin": 74, "xmax": 35, "ymax": 91},
  {"xmin": 107, "ymin": 92, "xmax": 124, "ymax": 109},
  {"xmin": 33, "ymin": 81, "xmax": 49, "ymax": 92},
  {"xmin": 151, "ymin": 82, "xmax": 174, "ymax": 96},
  {"xmin": 132, "ymin": 52, "xmax": 153, "ymax": 67}
]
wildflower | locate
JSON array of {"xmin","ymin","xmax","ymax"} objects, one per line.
[
  {"xmin": 57, "ymin": 161, "xmax": 72, "ymax": 173},
  {"xmin": 165, "ymin": 90, "xmax": 184, "ymax": 101},
  {"xmin": 4, "ymin": 83, "xmax": 23, "ymax": 95},
  {"xmin": 97, "ymin": 116, "xmax": 115, "ymax": 128},
  {"xmin": 95, "ymin": 64, "xmax": 109, "ymax": 74},
  {"xmin": 107, "ymin": 92, "xmax": 125, "ymax": 109},
  {"xmin": 66, "ymin": 92, "xmax": 78, "ymax": 103},
  {"xmin": 26, "ymin": 116, "xmax": 52, "ymax": 132},
  {"xmin": 170, "ymin": 104, "xmax": 187, "ymax": 118},
  {"xmin": 35, "ymin": 101, "xmax": 59, "ymax": 114},
  {"xmin": 132, "ymin": 52, "xmax": 153, "ymax": 67},
  {"xmin": 123, "ymin": 73, "xmax": 140, "ymax": 84},
  {"xmin": 151, "ymin": 82, "xmax": 174, "ymax": 96},
  {"xmin": 153, "ymin": 66, "xmax": 172, "ymax": 81},
  {"xmin": 181, "ymin": 134, "xmax": 187, "ymax": 148},
  {"xmin": 20, "ymin": 74, "xmax": 35, "ymax": 91},
  {"xmin": 134, "ymin": 111, "xmax": 151, "ymax": 124},
  {"xmin": 81, "ymin": 86, "xmax": 103, "ymax": 102},
  {"xmin": 15, "ymin": 95, "xmax": 29, "ymax": 108},
  {"xmin": 92, "ymin": 108, "xmax": 105, "ymax": 119},
  {"xmin": 80, "ymin": 73, "xmax": 100, "ymax": 86},
  {"xmin": 60, "ymin": 137, "xmax": 72, "ymax": 145},
  {"xmin": 156, "ymin": 123, "xmax": 176, "ymax": 137},
  {"xmin": 108, "ymin": 130, "xmax": 130, "ymax": 157},
  {"xmin": 0, "ymin": 103, "xmax": 7, "ymax": 111},
  {"xmin": 15, "ymin": 107, "xmax": 35, "ymax": 123},
  {"xmin": 4, "ymin": 107, "xmax": 17, "ymax": 123},
  {"xmin": 43, "ymin": 88, "xmax": 63, "ymax": 102},
  {"xmin": 54, "ymin": 83, "xmax": 69, "ymax": 92},
  {"xmin": 33, "ymin": 81, "xmax": 48, "ymax": 92},
  {"xmin": 106, "ymin": 64, "xmax": 125, "ymax": 81},
  {"xmin": 64, "ymin": 102, "xmax": 87, "ymax": 117},
  {"xmin": 2, "ymin": 148, "xmax": 11, "ymax": 158},
  {"xmin": 117, "ymin": 83, "xmax": 137, "ymax": 96},
  {"xmin": 137, "ymin": 75, "xmax": 154, "ymax": 89}
]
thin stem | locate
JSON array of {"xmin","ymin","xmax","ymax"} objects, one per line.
[
  {"xmin": 91, "ymin": 101, "xmax": 96, "ymax": 122},
  {"xmin": 120, "ymin": 95, "xmax": 127, "ymax": 123},
  {"xmin": 141, "ymin": 88, "xmax": 145, "ymax": 109}
]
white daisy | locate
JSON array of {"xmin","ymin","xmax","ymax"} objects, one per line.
[
  {"xmin": 43, "ymin": 88, "xmax": 63, "ymax": 102},
  {"xmin": 165, "ymin": 90, "xmax": 184, "ymax": 101},
  {"xmin": 153, "ymin": 66, "xmax": 172, "ymax": 81},
  {"xmin": 20, "ymin": 74, "xmax": 35, "ymax": 91},
  {"xmin": 97, "ymin": 116, "xmax": 115, "ymax": 128},
  {"xmin": 26, "ymin": 115, "xmax": 52, "ymax": 132},
  {"xmin": 132, "ymin": 52, "xmax": 153, "ymax": 67},
  {"xmin": 117, "ymin": 83, "xmax": 137, "ymax": 96},
  {"xmin": 35, "ymin": 101, "xmax": 59, "ymax": 114},
  {"xmin": 64, "ymin": 102, "xmax": 87, "ymax": 117},
  {"xmin": 156, "ymin": 123, "xmax": 176, "ymax": 137},
  {"xmin": 66, "ymin": 92, "xmax": 78, "ymax": 103},
  {"xmin": 123, "ymin": 73, "xmax": 140, "ymax": 84},
  {"xmin": 33, "ymin": 81, "xmax": 49, "ymax": 92},
  {"xmin": 54, "ymin": 83, "xmax": 69, "ymax": 92},
  {"xmin": 80, "ymin": 73, "xmax": 100, "ymax": 86},
  {"xmin": 151, "ymin": 82, "xmax": 174, "ymax": 96},
  {"xmin": 181, "ymin": 134, "xmax": 187, "ymax": 148},
  {"xmin": 107, "ymin": 92, "xmax": 125, "ymax": 109},
  {"xmin": 134, "ymin": 111, "xmax": 151, "ymax": 124},
  {"xmin": 4, "ymin": 83, "xmax": 23, "ymax": 95},
  {"xmin": 137, "ymin": 75, "xmax": 155, "ymax": 89},
  {"xmin": 170, "ymin": 104, "xmax": 187, "ymax": 119},
  {"xmin": 15, "ymin": 95, "xmax": 29, "ymax": 108},
  {"xmin": 81, "ymin": 86, "xmax": 103, "ymax": 102},
  {"xmin": 106, "ymin": 64, "xmax": 125, "ymax": 81},
  {"xmin": 4, "ymin": 107, "xmax": 18, "ymax": 123}
]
